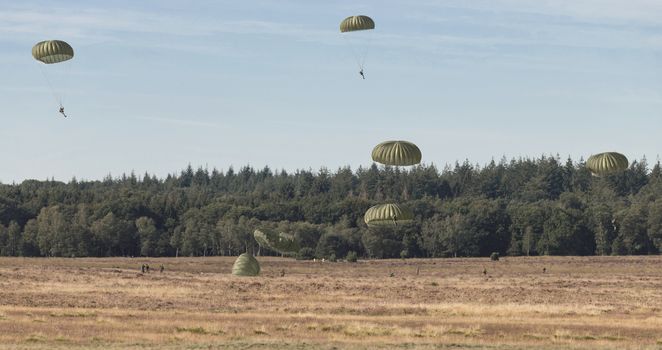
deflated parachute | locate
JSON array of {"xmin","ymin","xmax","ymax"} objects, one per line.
[
  {"xmin": 232, "ymin": 253, "xmax": 260, "ymax": 276},
  {"xmin": 371, "ymin": 140, "xmax": 422, "ymax": 166},
  {"xmin": 587, "ymin": 152, "xmax": 628, "ymax": 177},
  {"xmin": 254, "ymin": 229, "xmax": 299, "ymax": 255},
  {"xmin": 364, "ymin": 203, "xmax": 414, "ymax": 227}
]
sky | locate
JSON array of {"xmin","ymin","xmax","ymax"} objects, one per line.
[{"xmin": 1, "ymin": 0, "xmax": 662, "ymax": 183}]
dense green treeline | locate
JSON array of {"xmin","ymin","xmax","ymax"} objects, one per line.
[{"xmin": 0, "ymin": 155, "xmax": 661, "ymax": 259}]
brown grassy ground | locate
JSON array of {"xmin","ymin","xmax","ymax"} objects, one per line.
[{"xmin": 1, "ymin": 256, "xmax": 662, "ymax": 349}]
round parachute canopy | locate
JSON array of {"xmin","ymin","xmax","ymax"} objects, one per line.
[
  {"xmin": 232, "ymin": 253, "xmax": 260, "ymax": 276},
  {"xmin": 254, "ymin": 229, "xmax": 299, "ymax": 255},
  {"xmin": 371, "ymin": 140, "xmax": 422, "ymax": 166},
  {"xmin": 32, "ymin": 40, "xmax": 74, "ymax": 64},
  {"xmin": 587, "ymin": 152, "xmax": 629, "ymax": 177},
  {"xmin": 364, "ymin": 203, "xmax": 414, "ymax": 227},
  {"xmin": 340, "ymin": 15, "xmax": 375, "ymax": 33}
]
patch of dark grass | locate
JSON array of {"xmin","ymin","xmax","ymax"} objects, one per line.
[
  {"xmin": 24, "ymin": 334, "xmax": 46, "ymax": 343},
  {"xmin": 50, "ymin": 311, "xmax": 97, "ymax": 318},
  {"xmin": 176, "ymin": 326, "xmax": 208, "ymax": 334}
]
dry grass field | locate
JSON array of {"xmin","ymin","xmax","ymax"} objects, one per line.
[{"xmin": 1, "ymin": 256, "xmax": 662, "ymax": 349}]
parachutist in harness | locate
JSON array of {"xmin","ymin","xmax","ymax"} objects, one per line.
[
  {"xmin": 59, "ymin": 106, "xmax": 67, "ymax": 118},
  {"xmin": 359, "ymin": 69, "xmax": 365, "ymax": 79}
]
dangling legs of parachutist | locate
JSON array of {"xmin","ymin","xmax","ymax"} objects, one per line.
[
  {"xmin": 59, "ymin": 106, "xmax": 67, "ymax": 118},
  {"xmin": 359, "ymin": 70, "xmax": 365, "ymax": 79}
]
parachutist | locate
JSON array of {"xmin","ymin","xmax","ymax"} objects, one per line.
[
  {"xmin": 341, "ymin": 16, "xmax": 374, "ymax": 77},
  {"xmin": 33, "ymin": 40, "xmax": 74, "ymax": 118}
]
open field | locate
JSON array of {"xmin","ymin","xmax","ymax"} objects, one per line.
[{"xmin": 1, "ymin": 256, "xmax": 662, "ymax": 349}]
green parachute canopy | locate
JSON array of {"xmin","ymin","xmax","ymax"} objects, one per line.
[
  {"xmin": 340, "ymin": 15, "xmax": 375, "ymax": 33},
  {"xmin": 364, "ymin": 203, "xmax": 414, "ymax": 227},
  {"xmin": 587, "ymin": 152, "xmax": 628, "ymax": 177},
  {"xmin": 32, "ymin": 40, "xmax": 74, "ymax": 64},
  {"xmin": 371, "ymin": 140, "xmax": 422, "ymax": 166},
  {"xmin": 232, "ymin": 253, "xmax": 260, "ymax": 276},
  {"xmin": 254, "ymin": 229, "xmax": 299, "ymax": 255}
]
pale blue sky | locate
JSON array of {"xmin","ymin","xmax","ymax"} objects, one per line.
[{"xmin": 1, "ymin": 0, "xmax": 661, "ymax": 182}]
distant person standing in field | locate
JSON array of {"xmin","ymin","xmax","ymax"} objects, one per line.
[
  {"xmin": 141, "ymin": 264, "xmax": 145, "ymax": 273},
  {"xmin": 160, "ymin": 264, "xmax": 164, "ymax": 273},
  {"xmin": 145, "ymin": 264, "xmax": 150, "ymax": 273}
]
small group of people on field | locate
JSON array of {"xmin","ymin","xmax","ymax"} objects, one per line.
[{"xmin": 141, "ymin": 263, "xmax": 165, "ymax": 273}]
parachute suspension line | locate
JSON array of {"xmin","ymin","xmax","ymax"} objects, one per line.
[
  {"xmin": 59, "ymin": 59, "xmax": 73, "ymax": 108},
  {"xmin": 359, "ymin": 35, "xmax": 374, "ymax": 73},
  {"xmin": 38, "ymin": 64, "xmax": 62, "ymax": 108},
  {"xmin": 341, "ymin": 34, "xmax": 365, "ymax": 72},
  {"xmin": 57, "ymin": 61, "xmax": 70, "ymax": 108}
]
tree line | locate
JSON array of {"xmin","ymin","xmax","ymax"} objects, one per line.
[{"xmin": 0, "ymin": 155, "xmax": 661, "ymax": 259}]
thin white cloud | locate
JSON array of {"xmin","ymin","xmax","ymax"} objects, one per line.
[
  {"xmin": 421, "ymin": 0, "xmax": 662, "ymax": 25},
  {"xmin": 3, "ymin": 1, "xmax": 660, "ymax": 64},
  {"xmin": 0, "ymin": 5, "xmax": 331, "ymax": 43},
  {"xmin": 135, "ymin": 116, "xmax": 226, "ymax": 129},
  {"xmin": 402, "ymin": 6, "xmax": 662, "ymax": 52}
]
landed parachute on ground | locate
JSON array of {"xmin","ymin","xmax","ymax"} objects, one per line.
[
  {"xmin": 364, "ymin": 203, "xmax": 414, "ymax": 227},
  {"xmin": 254, "ymin": 229, "xmax": 299, "ymax": 255},
  {"xmin": 587, "ymin": 152, "xmax": 629, "ymax": 177},
  {"xmin": 371, "ymin": 140, "xmax": 422, "ymax": 166},
  {"xmin": 232, "ymin": 253, "xmax": 260, "ymax": 276}
]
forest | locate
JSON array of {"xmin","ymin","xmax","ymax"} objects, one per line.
[{"xmin": 0, "ymin": 155, "xmax": 660, "ymax": 259}]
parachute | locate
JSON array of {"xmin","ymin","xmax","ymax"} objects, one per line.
[
  {"xmin": 254, "ymin": 229, "xmax": 299, "ymax": 255},
  {"xmin": 364, "ymin": 203, "xmax": 414, "ymax": 227},
  {"xmin": 587, "ymin": 152, "xmax": 629, "ymax": 177},
  {"xmin": 371, "ymin": 140, "xmax": 422, "ymax": 166},
  {"xmin": 339, "ymin": 15, "xmax": 375, "ymax": 76},
  {"xmin": 32, "ymin": 40, "xmax": 74, "ymax": 114},
  {"xmin": 232, "ymin": 253, "xmax": 260, "ymax": 276},
  {"xmin": 340, "ymin": 15, "xmax": 375, "ymax": 33},
  {"xmin": 32, "ymin": 40, "xmax": 74, "ymax": 64}
]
